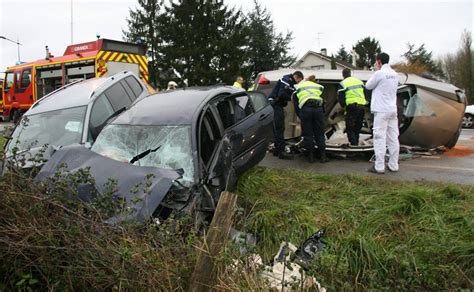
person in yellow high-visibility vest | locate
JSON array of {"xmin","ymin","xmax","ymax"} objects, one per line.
[
  {"xmin": 337, "ymin": 68, "xmax": 367, "ymax": 146},
  {"xmin": 293, "ymin": 75, "xmax": 328, "ymax": 163},
  {"xmin": 232, "ymin": 76, "xmax": 245, "ymax": 89}
]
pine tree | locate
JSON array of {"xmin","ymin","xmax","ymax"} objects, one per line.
[
  {"xmin": 353, "ymin": 37, "xmax": 381, "ymax": 69},
  {"xmin": 159, "ymin": 0, "xmax": 249, "ymax": 86},
  {"xmin": 330, "ymin": 54, "xmax": 337, "ymax": 69},
  {"xmin": 335, "ymin": 45, "xmax": 352, "ymax": 64},
  {"xmin": 402, "ymin": 43, "xmax": 442, "ymax": 76},
  {"xmin": 245, "ymin": 0, "xmax": 295, "ymax": 79},
  {"xmin": 122, "ymin": 0, "xmax": 164, "ymax": 87}
]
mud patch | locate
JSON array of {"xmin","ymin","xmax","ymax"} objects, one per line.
[{"xmin": 444, "ymin": 144, "xmax": 474, "ymax": 157}]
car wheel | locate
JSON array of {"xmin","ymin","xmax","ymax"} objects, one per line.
[
  {"xmin": 445, "ymin": 126, "xmax": 462, "ymax": 149},
  {"xmin": 462, "ymin": 114, "xmax": 473, "ymax": 128}
]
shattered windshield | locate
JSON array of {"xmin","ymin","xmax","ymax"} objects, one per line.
[
  {"xmin": 6, "ymin": 106, "xmax": 86, "ymax": 154},
  {"xmin": 91, "ymin": 125, "xmax": 194, "ymax": 185}
]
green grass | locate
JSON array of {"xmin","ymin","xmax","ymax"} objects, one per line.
[
  {"xmin": 0, "ymin": 136, "xmax": 5, "ymax": 149},
  {"xmin": 0, "ymin": 165, "xmax": 472, "ymax": 290},
  {"xmin": 235, "ymin": 167, "xmax": 474, "ymax": 290}
]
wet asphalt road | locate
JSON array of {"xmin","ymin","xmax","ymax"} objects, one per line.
[
  {"xmin": 1, "ymin": 121, "xmax": 473, "ymax": 185},
  {"xmin": 259, "ymin": 129, "xmax": 474, "ymax": 186}
]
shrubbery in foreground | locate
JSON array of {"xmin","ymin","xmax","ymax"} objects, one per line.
[{"xmin": 0, "ymin": 166, "xmax": 473, "ymax": 290}]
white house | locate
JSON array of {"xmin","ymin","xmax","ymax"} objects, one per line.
[{"xmin": 293, "ymin": 49, "xmax": 356, "ymax": 70}]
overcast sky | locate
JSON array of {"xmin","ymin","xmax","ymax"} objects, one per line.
[{"xmin": 0, "ymin": 0, "xmax": 472, "ymax": 71}]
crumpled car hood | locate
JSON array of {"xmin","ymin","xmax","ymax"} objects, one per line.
[{"xmin": 35, "ymin": 145, "xmax": 181, "ymax": 223}]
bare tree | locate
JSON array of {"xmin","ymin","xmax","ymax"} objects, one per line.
[{"xmin": 439, "ymin": 30, "xmax": 473, "ymax": 104}]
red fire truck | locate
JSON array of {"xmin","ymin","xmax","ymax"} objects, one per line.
[{"xmin": 2, "ymin": 38, "xmax": 148, "ymax": 122}]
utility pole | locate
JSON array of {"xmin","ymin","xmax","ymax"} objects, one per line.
[
  {"xmin": 71, "ymin": 0, "xmax": 74, "ymax": 44},
  {"xmin": 0, "ymin": 36, "xmax": 22, "ymax": 63},
  {"xmin": 315, "ymin": 32, "xmax": 324, "ymax": 52}
]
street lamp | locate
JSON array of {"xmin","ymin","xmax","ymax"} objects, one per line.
[{"xmin": 0, "ymin": 36, "xmax": 22, "ymax": 63}]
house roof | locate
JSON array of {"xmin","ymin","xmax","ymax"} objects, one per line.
[{"xmin": 293, "ymin": 50, "xmax": 356, "ymax": 69}]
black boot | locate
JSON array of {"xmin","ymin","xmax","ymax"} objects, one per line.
[
  {"xmin": 278, "ymin": 152, "xmax": 293, "ymax": 160},
  {"xmin": 320, "ymin": 153, "xmax": 329, "ymax": 163},
  {"xmin": 308, "ymin": 152, "xmax": 315, "ymax": 163}
]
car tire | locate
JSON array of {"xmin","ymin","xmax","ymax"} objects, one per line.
[
  {"xmin": 462, "ymin": 114, "xmax": 473, "ymax": 129},
  {"xmin": 445, "ymin": 126, "xmax": 462, "ymax": 149}
]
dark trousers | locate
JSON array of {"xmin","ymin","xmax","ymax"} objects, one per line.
[
  {"xmin": 300, "ymin": 105, "xmax": 326, "ymax": 155},
  {"xmin": 345, "ymin": 104, "xmax": 365, "ymax": 145},
  {"xmin": 273, "ymin": 105, "xmax": 285, "ymax": 153}
]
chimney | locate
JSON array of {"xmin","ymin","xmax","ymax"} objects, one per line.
[
  {"xmin": 45, "ymin": 46, "xmax": 50, "ymax": 59},
  {"xmin": 320, "ymin": 48, "xmax": 327, "ymax": 56}
]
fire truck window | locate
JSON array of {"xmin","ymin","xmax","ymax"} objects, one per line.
[
  {"xmin": 4, "ymin": 72, "xmax": 14, "ymax": 90},
  {"xmin": 124, "ymin": 76, "xmax": 143, "ymax": 98},
  {"xmin": 104, "ymin": 82, "xmax": 133, "ymax": 111},
  {"xmin": 15, "ymin": 72, "xmax": 21, "ymax": 87},
  {"xmin": 20, "ymin": 70, "xmax": 31, "ymax": 88}
]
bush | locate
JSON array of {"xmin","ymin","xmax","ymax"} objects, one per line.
[
  {"xmin": 0, "ymin": 169, "xmax": 199, "ymax": 290},
  {"xmin": 1, "ymin": 165, "xmax": 473, "ymax": 290}
]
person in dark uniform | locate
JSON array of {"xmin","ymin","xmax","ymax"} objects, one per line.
[
  {"xmin": 293, "ymin": 75, "xmax": 328, "ymax": 163},
  {"xmin": 338, "ymin": 68, "xmax": 367, "ymax": 146},
  {"xmin": 268, "ymin": 71, "xmax": 304, "ymax": 159}
]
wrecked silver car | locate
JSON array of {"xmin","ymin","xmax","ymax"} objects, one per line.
[
  {"xmin": 253, "ymin": 69, "xmax": 466, "ymax": 152},
  {"xmin": 2, "ymin": 71, "xmax": 148, "ymax": 170},
  {"xmin": 36, "ymin": 86, "xmax": 273, "ymax": 221}
]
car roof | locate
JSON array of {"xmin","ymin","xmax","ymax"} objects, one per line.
[
  {"xmin": 258, "ymin": 68, "xmax": 376, "ymax": 83},
  {"xmin": 26, "ymin": 72, "xmax": 139, "ymax": 116},
  {"xmin": 258, "ymin": 68, "xmax": 461, "ymax": 95},
  {"xmin": 111, "ymin": 86, "xmax": 242, "ymax": 126},
  {"xmin": 26, "ymin": 78, "xmax": 108, "ymax": 115}
]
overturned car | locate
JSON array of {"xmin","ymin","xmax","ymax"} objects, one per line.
[
  {"xmin": 252, "ymin": 69, "xmax": 467, "ymax": 152},
  {"xmin": 35, "ymin": 87, "xmax": 273, "ymax": 222}
]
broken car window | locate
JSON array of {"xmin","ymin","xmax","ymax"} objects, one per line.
[
  {"xmin": 91, "ymin": 125, "xmax": 194, "ymax": 185},
  {"xmin": 248, "ymin": 92, "xmax": 268, "ymax": 112},
  {"xmin": 403, "ymin": 93, "xmax": 435, "ymax": 117},
  {"xmin": 214, "ymin": 95, "xmax": 254, "ymax": 129}
]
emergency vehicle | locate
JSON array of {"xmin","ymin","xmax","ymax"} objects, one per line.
[
  {"xmin": 1, "ymin": 38, "xmax": 148, "ymax": 122},
  {"xmin": 0, "ymin": 79, "xmax": 3, "ymax": 119}
]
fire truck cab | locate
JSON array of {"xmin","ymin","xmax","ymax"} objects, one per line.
[{"xmin": 2, "ymin": 39, "xmax": 148, "ymax": 123}]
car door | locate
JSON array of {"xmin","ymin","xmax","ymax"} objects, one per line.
[
  {"xmin": 211, "ymin": 91, "xmax": 273, "ymax": 176},
  {"xmin": 197, "ymin": 106, "xmax": 227, "ymax": 210}
]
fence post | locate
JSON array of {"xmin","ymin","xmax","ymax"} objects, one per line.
[{"xmin": 189, "ymin": 191, "xmax": 237, "ymax": 292}]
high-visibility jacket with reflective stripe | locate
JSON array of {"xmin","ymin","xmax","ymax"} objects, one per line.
[
  {"xmin": 233, "ymin": 82, "xmax": 243, "ymax": 88},
  {"xmin": 340, "ymin": 77, "xmax": 366, "ymax": 106},
  {"xmin": 295, "ymin": 81, "xmax": 324, "ymax": 109}
]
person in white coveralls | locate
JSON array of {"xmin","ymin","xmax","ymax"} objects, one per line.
[{"xmin": 365, "ymin": 52, "xmax": 400, "ymax": 174}]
